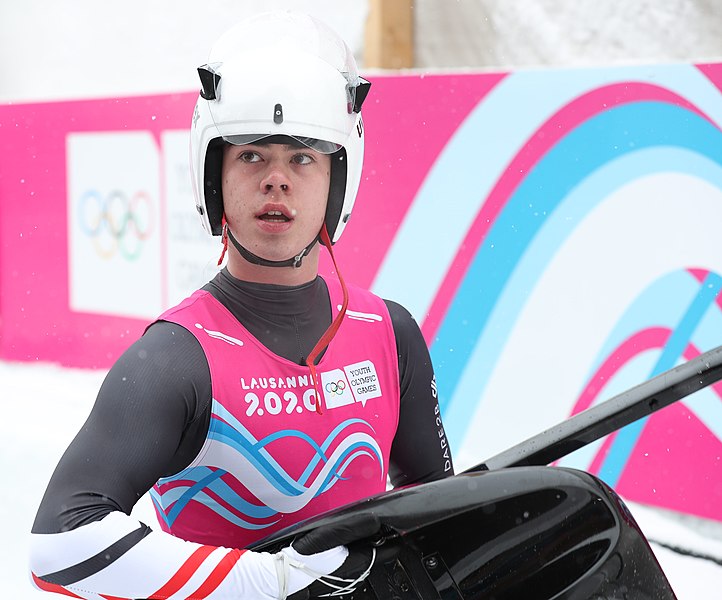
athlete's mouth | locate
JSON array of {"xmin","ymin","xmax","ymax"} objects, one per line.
[
  {"xmin": 258, "ymin": 210, "xmax": 291, "ymax": 223},
  {"xmin": 256, "ymin": 203, "xmax": 297, "ymax": 223}
]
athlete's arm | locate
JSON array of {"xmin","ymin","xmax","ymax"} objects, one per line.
[
  {"xmin": 32, "ymin": 321, "xmax": 210, "ymax": 534},
  {"xmin": 385, "ymin": 300, "xmax": 455, "ymax": 487},
  {"xmin": 29, "ymin": 322, "xmax": 348, "ymax": 599}
]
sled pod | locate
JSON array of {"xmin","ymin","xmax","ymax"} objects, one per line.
[{"xmin": 253, "ymin": 466, "xmax": 676, "ymax": 599}]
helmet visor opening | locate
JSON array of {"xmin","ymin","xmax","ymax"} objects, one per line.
[{"xmin": 223, "ymin": 133, "xmax": 342, "ymax": 154}]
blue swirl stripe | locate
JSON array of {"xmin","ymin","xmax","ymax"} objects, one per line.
[
  {"xmin": 584, "ymin": 269, "xmax": 722, "ymax": 379},
  {"xmin": 153, "ymin": 404, "xmax": 383, "ymax": 530},
  {"xmin": 598, "ymin": 271, "xmax": 722, "ymax": 486},
  {"xmin": 447, "ymin": 148, "xmax": 722, "ymax": 448},
  {"xmin": 432, "ymin": 102, "xmax": 722, "ymax": 446},
  {"xmin": 556, "ymin": 269, "xmax": 722, "ymax": 472},
  {"xmin": 258, "ymin": 419, "xmax": 374, "ymax": 485},
  {"xmin": 153, "ymin": 466, "xmax": 278, "ymax": 527},
  {"xmin": 372, "ymin": 64, "xmax": 722, "ymax": 328}
]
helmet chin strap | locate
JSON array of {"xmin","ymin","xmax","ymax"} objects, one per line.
[
  {"xmin": 227, "ymin": 228, "xmax": 318, "ymax": 268},
  {"xmin": 216, "ymin": 217, "xmax": 318, "ymax": 269}
]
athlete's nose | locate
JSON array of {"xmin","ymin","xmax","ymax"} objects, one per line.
[{"xmin": 260, "ymin": 165, "xmax": 291, "ymax": 194}]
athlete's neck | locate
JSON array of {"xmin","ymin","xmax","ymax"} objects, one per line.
[{"xmin": 212, "ymin": 268, "xmax": 325, "ymax": 317}]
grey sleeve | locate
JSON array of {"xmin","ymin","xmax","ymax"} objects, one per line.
[
  {"xmin": 32, "ymin": 322, "xmax": 212, "ymax": 534},
  {"xmin": 385, "ymin": 300, "xmax": 454, "ymax": 487}
]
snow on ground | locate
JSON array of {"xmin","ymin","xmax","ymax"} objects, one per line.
[{"xmin": 2, "ymin": 359, "xmax": 721, "ymax": 598}]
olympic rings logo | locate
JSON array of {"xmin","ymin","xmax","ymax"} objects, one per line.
[
  {"xmin": 77, "ymin": 190, "xmax": 155, "ymax": 260},
  {"xmin": 325, "ymin": 380, "xmax": 346, "ymax": 396}
]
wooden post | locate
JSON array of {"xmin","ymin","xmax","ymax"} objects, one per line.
[{"xmin": 364, "ymin": 0, "xmax": 414, "ymax": 69}]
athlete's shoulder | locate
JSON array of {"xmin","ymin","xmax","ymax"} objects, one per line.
[
  {"xmin": 156, "ymin": 289, "xmax": 215, "ymax": 322},
  {"xmin": 380, "ymin": 299, "xmax": 429, "ymax": 360},
  {"xmin": 382, "ymin": 299, "xmax": 417, "ymax": 329}
]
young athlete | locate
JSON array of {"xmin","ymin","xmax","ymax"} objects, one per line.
[{"xmin": 30, "ymin": 10, "xmax": 453, "ymax": 599}]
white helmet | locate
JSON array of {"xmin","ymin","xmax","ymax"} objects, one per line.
[{"xmin": 190, "ymin": 10, "xmax": 370, "ymax": 249}]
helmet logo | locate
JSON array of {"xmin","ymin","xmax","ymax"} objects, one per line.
[
  {"xmin": 274, "ymin": 103, "xmax": 284, "ymax": 124},
  {"xmin": 356, "ymin": 117, "xmax": 364, "ymax": 138}
]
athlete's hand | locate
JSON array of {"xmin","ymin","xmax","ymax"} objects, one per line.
[
  {"xmin": 285, "ymin": 540, "xmax": 376, "ymax": 599},
  {"xmin": 292, "ymin": 512, "xmax": 381, "ymax": 555},
  {"xmin": 277, "ymin": 513, "xmax": 381, "ymax": 599}
]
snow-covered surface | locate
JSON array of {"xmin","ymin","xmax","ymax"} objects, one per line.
[{"xmin": 3, "ymin": 359, "xmax": 721, "ymax": 598}]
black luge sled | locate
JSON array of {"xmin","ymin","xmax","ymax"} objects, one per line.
[{"xmin": 254, "ymin": 344, "xmax": 722, "ymax": 599}]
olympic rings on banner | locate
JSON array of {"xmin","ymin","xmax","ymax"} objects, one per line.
[
  {"xmin": 325, "ymin": 380, "xmax": 347, "ymax": 396},
  {"xmin": 77, "ymin": 190, "xmax": 155, "ymax": 260}
]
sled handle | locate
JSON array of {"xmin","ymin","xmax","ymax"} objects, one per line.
[{"xmin": 465, "ymin": 344, "xmax": 722, "ymax": 472}]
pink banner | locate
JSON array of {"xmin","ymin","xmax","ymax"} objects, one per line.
[
  {"xmin": 0, "ymin": 73, "xmax": 503, "ymax": 368},
  {"xmin": 2, "ymin": 66, "xmax": 721, "ymax": 522}
]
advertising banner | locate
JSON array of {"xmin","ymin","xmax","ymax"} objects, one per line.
[{"xmin": 1, "ymin": 63, "xmax": 721, "ymax": 521}]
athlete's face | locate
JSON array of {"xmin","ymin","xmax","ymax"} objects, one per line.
[{"xmin": 221, "ymin": 141, "xmax": 331, "ymax": 268}]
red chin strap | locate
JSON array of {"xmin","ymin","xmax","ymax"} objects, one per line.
[
  {"xmin": 217, "ymin": 215, "xmax": 229, "ymax": 266},
  {"xmin": 306, "ymin": 224, "xmax": 349, "ymax": 414}
]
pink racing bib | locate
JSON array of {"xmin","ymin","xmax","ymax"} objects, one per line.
[{"xmin": 151, "ymin": 276, "xmax": 400, "ymax": 548}]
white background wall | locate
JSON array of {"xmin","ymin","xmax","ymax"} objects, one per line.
[
  {"xmin": 3, "ymin": 0, "xmax": 722, "ymax": 103},
  {"xmin": 0, "ymin": 0, "xmax": 368, "ymax": 102}
]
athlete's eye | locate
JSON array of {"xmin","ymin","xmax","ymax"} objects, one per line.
[
  {"xmin": 238, "ymin": 151, "xmax": 262, "ymax": 163},
  {"xmin": 291, "ymin": 153, "xmax": 314, "ymax": 165}
]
